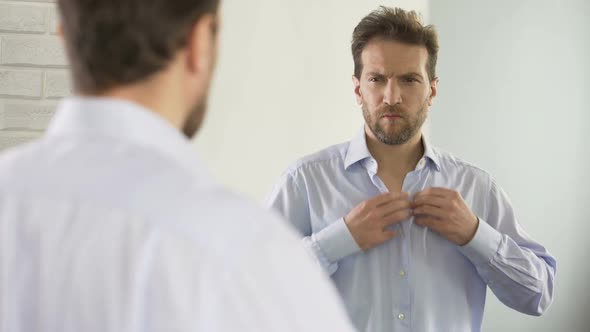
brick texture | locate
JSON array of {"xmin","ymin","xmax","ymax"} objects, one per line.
[{"xmin": 0, "ymin": 0, "xmax": 69, "ymax": 151}]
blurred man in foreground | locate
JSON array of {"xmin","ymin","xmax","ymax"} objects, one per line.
[{"xmin": 0, "ymin": 1, "xmax": 355, "ymax": 331}]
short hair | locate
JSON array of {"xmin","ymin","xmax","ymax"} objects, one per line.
[
  {"xmin": 58, "ymin": 0, "xmax": 220, "ymax": 93},
  {"xmin": 352, "ymin": 6, "xmax": 439, "ymax": 81}
]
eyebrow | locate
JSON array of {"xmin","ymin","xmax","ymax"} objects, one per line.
[
  {"xmin": 366, "ymin": 71, "xmax": 425, "ymax": 79},
  {"xmin": 400, "ymin": 72, "xmax": 424, "ymax": 79},
  {"xmin": 366, "ymin": 72, "xmax": 386, "ymax": 78}
]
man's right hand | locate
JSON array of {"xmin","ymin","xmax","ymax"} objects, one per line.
[{"xmin": 344, "ymin": 192, "xmax": 412, "ymax": 251}]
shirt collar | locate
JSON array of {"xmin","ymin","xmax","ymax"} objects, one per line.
[
  {"xmin": 344, "ymin": 126, "xmax": 441, "ymax": 172},
  {"xmin": 422, "ymin": 135, "xmax": 441, "ymax": 172},
  {"xmin": 46, "ymin": 96, "xmax": 214, "ymax": 185},
  {"xmin": 344, "ymin": 127, "xmax": 373, "ymax": 170}
]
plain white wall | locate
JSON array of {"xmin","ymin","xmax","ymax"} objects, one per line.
[
  {"xmin": 194, "ymin": 0, "xmax": 429, "ymax": 199},
  {"xmin": 429, "ymin": 0, "xmax": 589, "ymax": 331}
]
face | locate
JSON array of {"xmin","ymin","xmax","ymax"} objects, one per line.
[{"xmin": 353, "ymin": 38, "xmax": 437, "ymax": 145}]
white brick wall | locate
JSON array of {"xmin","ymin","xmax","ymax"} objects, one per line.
[
  {"xmin": 45, "ymin": 70, "xmax": 71, "ymax": 98},
  {"xmin": 0, "ymin": 0, "xmax": 70, "ymax": 151}
]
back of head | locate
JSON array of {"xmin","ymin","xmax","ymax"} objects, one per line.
[
  {"xmin": 351, "ymin": 6, "xmax": 439, "ymax": 81},
  {"xmin": 58, "ymin": 0, "xmax": 219, "ymax": 94}
]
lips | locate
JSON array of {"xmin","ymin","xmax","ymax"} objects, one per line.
[{"xmin": 381, "ymin": 113, "xmax": 403, "ymax": 119}]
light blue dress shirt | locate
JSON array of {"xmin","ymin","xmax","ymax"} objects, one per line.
[{"xmin": 265, "ymin": 128, "xmax": 556, "ymax": 332}]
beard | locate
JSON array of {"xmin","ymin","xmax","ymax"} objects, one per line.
[
  {"xmin": 182, "ymin": 97, "xmax": 208, "ymax": 138},
  {"xmin": 362, "ymin": 100, "xmax": 428, "ymax": 146},
  {"xmin": 183, "ymin": 37, "xmax": 216, "ymax": 139}
]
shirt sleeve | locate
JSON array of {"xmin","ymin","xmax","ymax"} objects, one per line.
[
  {"xmin": 458, "ymin": 179, "xmax": 557, "ymax": 316},
  {"xmin": 264, "ymin": 170, "xmax": 361, "ymax": 276}
]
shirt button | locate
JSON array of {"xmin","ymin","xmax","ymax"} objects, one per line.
[
  {"xmin": 398, "ymin": 313, "xmax": 405, "ymax": 320},
  {"xmin": 418, "ymin": 159, "xmax": 425, "ymax": 168},
  {"xmin": 399, "ymin": 270, "xmax": 406, "ymax": 277}
]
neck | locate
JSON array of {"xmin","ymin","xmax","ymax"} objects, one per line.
[
  {"xmin": 365, "ymin": 125, "xmax": 425, "ymax": 177},
  {"xmin": 91, "ymin": 67, "xmax": 187, "ymax": 131}
]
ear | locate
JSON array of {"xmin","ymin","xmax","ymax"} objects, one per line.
[
  {"xmin": 57, "ymin": 22, "xmax": 64, "ymax": 39},
  {"xmin": 186, "ymin": 14, "xmax": 219, "ymax": 78},
  {"xmin": 427, "ymin": 77, "xmax": 438, "ymax": 107},
  {"xmin": 352, "ymin": 75, "xmax": 363, "ymax": 106}
]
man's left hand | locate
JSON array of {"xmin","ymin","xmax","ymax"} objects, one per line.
[{"xmin": 412, "ymin": 188, "xmax": 479, "ymax": 246}]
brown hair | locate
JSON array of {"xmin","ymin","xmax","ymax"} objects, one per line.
[
  {"xmin": 58, "ymin": 0, "xmax": 220, "ymax": 93},
  {"xmin": 352, "ymin": 6, "xmax": 439, "ymax": 81}
]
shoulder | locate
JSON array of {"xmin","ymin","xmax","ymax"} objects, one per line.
[
  {"xmin": 147, "ymin": 188, "xmax": 355, "ymax": 332},
  {"xmin": 162, "ymin": 185, "xmax": 303, "ymax": 264},
  {"xmin": 433, "ymin": 146, "xmax": 496, "ymax": 186},
  {"xmin": 0, "ymin": 139, "xmax": 48, "ymax": 187},
  {"xmin": 280, "ymin": 141, "xmax": 349, "ymax": 180}
]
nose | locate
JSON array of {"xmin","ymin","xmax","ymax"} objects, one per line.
[{"xmin": 383, "ymin": 80, "xmax": 402, "ymax": 106}]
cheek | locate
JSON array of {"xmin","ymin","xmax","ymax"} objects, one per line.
[
  {"xmin": 361, "ymin": 86, "xmax": 383, "ymax": 105},
  {"xmin": 401, "ymin": 87, "xmax": 429, "ymax": 105}
]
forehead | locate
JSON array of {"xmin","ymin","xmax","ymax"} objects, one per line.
[{"xmin": 361, "ymin": 38, "xmax": 429, "ymax": 76}]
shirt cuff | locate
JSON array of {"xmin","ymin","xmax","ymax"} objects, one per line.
[
  {"xmin": 312, "ymin": 217, "xmax": 362, "ymax": 264},
  {"xmin": 458, "ymin": 218, "xmax": 502, "ymax": 266}
]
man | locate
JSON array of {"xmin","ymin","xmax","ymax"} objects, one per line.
[
  {"xmin": 0, "ymin": 1, "xmax": 356, "ymax": 331},
  {"xmin": 266, "ymin": 6, "xmax": 556, "ymax": 332}
]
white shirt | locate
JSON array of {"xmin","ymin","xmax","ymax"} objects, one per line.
[{"xmin": 0, "ymin": 97, "xmax": 355, "ymax": 332}]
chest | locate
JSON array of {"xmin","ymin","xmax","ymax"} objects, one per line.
[
  {"xmin": 306, "ymin": 166, "xmax": 485, "ymax": 233},
  {"xmin": 375, "ymin": 171, "xmax": 405, "ymax": 193}
]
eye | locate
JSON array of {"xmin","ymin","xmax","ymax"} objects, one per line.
[
  {"xmin": 402, "ymin": 76, "xmax": 421, "ymax": 84},
  {"xmin": 369, "ymin": 76, "xmax": 383, "ymax": 83}
]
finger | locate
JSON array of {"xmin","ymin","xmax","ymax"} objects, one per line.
[
  {"xmin": 364, "ymin": 192, "xmax": 396, "ymax": 207},
  {"xmin": 376, "ymin": 199, "xmax": 412, "ymax": 217},
  {"xmin": 369, "ymin": 191, "xmax": 410, "ymax": 208},
  {"xmin": 415, "ymin": 187, "xmax": 453, "ymax": 199},
  {"xmin": 381, "ymin": 209, "xmax": 413, "ymax": 226},
  {"xmin": 381, "ymin": 229, "xmax": 397, "ymax": 241},
  {"xmin": 412, "ymin": 196, "xmax": 447, "ymax": 209},
  {"xmin": 413, "ymin": 204, "xmax": 446, "ymax": 219}
]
